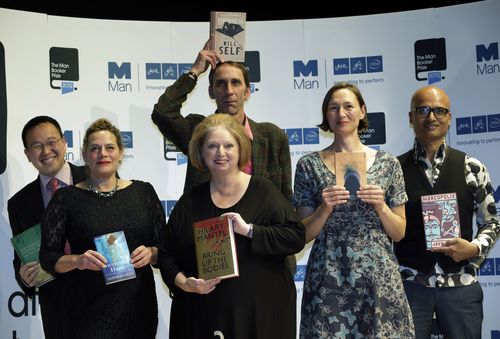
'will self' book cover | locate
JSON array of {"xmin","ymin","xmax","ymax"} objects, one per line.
[
  {"xmin": 421, "ymin": 192, "xmax": 461, "ymax": 249},
  {"xmin": 94, "ymin": 230, "xmax": 136, "ymax": 285},
  {"xmin": 193, "ymin": 215, "xmax": 239, "ymax": 280},
  {"xmin": 210, "ymin": 11, "xmax": 246, "ymax": 62}
]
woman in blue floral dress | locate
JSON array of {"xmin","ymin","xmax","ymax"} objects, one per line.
[{"xmin": 293, "ymin": 83, "xmax": 415, "ymax": 338}]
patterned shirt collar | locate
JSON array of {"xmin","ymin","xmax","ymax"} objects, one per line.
[
  {"xmin": 412, "ymin": 138, "xmax": 447, "ymax": 186},
  {"xmin": 412, "ymin": 138, "xmax": 447, "ymax": 165}
]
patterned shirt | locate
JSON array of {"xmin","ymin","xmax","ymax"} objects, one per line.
[{"xmin": 400, "ymin": 139, "xmax": 500, "ymax": 287}]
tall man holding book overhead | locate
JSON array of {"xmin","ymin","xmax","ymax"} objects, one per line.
[
  {"xmin": 396, "ymin": 85, "xmax": 499, "ymax": 339},
  {"xmin": 151, "ymin": 37, "xmax": 296, "ymax": 273},
  {"xmin": 151, "ymin": 37, "xmax": 292, "ymax": 200},
  {"xmin": 7, "ymin": 115, "xmax": 87, "ymax": 339}
]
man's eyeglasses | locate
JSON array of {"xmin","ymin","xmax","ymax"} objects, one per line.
[
  {"xmin": 27, "ymin": 138, "xmax": 62, "ymax": 153},
  {"xmin": 412, "ymin": 106, "xmax": 450, "ymax": 119}
]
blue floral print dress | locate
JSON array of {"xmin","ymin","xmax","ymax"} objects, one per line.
[{"xmin": 293, "ymin": 151, "xmax": 415, "ymax": 339}]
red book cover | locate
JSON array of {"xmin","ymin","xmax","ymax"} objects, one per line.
[{"xmin": 193, "ymin": 215, "xmax": 239, "ymax": 280}]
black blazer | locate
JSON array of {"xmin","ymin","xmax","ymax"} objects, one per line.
[{"xmin": 7, "ymin": 163, "xmax": 87, "ymax": 297}]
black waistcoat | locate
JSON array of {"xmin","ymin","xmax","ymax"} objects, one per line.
[{"xmin": 395, "ymin": 147, "xmax": 474, "ymax": 273}]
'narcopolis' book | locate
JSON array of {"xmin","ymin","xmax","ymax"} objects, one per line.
[
  {"xmin": 335, "ymin": 152, "xmax": 367, "ymax": 200},
  {"xmin": 10, "ymin": 223, "xmax": 55, "ymax": 287},
  {"xmin": 193, "ymin": 215, "xmax": 239, "ymax": 280},
  {"xmin": 421, "ymin": 192, "xmax": 461, "ymax": 249},
  {"xmin": 94, "ymin": 231, "xmax": 136, "ymax": 285},
  {"xmin": 210, "ymin": 11, "xmax": 246, "ymax": 62}
]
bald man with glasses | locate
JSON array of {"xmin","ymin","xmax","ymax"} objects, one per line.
[{"xmin": 395, "ymin": 86, "xmax": 499, "ymax": 339}]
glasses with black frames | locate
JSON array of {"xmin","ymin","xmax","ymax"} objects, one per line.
[{"xmin": 412, "ymin": 106, "xmax": 450, "ymax": 119}]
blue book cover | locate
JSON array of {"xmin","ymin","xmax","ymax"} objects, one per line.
[{"xmin": 94, "ymin": 231, "xmax": 136, "ymax": 285}]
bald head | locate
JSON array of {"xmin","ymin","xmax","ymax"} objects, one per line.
[
  {"xmin": 410, "ymin": 86, "xmax": 450, "ymax": 111},
  {"xmin": 409, "ymin": 85, "xmax": 452, "ymax": 150}
]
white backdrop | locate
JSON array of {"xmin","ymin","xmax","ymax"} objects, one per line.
[{"xmin": 1, "ymin": 1, "xmax": 499, "ymax": 338}]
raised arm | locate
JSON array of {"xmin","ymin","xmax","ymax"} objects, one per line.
[{"xmin": 151, "ymin": 38, "xmax": 222, "ymax": 153}]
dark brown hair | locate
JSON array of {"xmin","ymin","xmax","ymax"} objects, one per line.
[
  {"xmin": 208, "ymin": 61, "xmax": 250, "ymax": 89},
  {"xmin": 317, "ymin": 82, "xmax": 369, "ymax": 132}
]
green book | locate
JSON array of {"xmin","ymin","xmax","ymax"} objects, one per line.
[{"xmin": 10, "ymin": 223, "xmax": 55, "ymax": 287}]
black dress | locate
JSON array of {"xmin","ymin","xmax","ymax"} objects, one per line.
[
  {"xmin": 158, "ymin": 176, "xmax": 305, "ymax": 339},
  {"xmin": 40, "ymin": 180, "xmax": 164, "ymax": 339}
]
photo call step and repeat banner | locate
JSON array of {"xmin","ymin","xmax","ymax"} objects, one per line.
[{"xmin": 1, "ymin": 1, "xmax": 500, "ymax": 338}]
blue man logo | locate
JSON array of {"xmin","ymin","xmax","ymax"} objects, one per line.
[
  {"xmin": 293, "ymin": 60, "xmax": 318, "ymax": 77},
  {"xmin": 63, "ymin": 130, "xmax": 73, "ymax": 148},
  {"xmin": 456, "ymin": 117, "xmax": 472, "ymax": 135},
  {"xmin": 120, "ymin": 132, "xmax": 133, "ymax": 148},
  {"xmin": 108, "ymin": 62, "xmax": 131, "ymax": 79},
  {"xmin": 476, "ymin": 42, "xmax": 498, "ymax": 62},
  {"xmin": 492, "ymin": 330, "xmax": 500, "ymax": 339}
]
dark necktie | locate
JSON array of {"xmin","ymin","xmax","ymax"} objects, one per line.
[{"xmin": 49, "ymin": 177, "xmax": 59, "ymax": 196}]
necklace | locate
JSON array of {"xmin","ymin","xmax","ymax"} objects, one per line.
[{"xmin": 87, "ymin": 180, "xmax": 119, "ymax": 198}]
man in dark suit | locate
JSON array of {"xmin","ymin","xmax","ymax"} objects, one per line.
[
  {"xmin": 8, "ymin": 116, "xmax": 86, "ymax": 339},
  {"xmin": 151, "ymin": 40, "xmax": 294, "ymax": 274}
]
